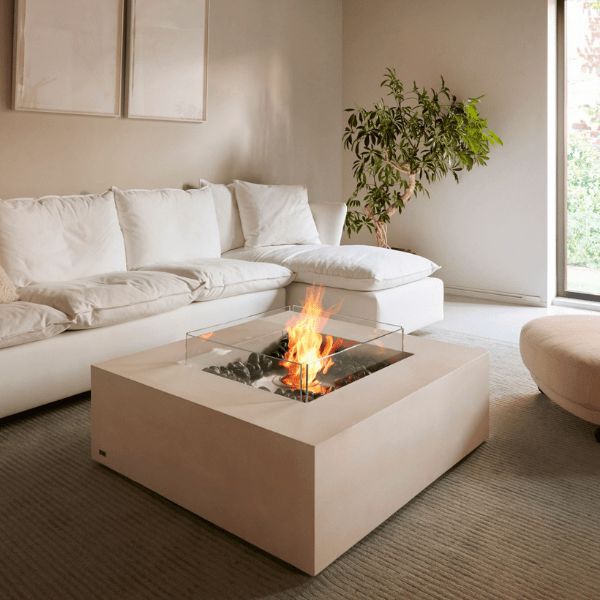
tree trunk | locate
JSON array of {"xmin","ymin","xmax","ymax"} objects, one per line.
[
  {"xmin": 374, "ymin": 220, "xmax": 390, "ymax": 248},
  {"xmin": 371, "ymin": 173, "xmax": 417, "ymax": 249}
]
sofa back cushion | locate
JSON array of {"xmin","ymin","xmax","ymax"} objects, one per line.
[
  {"xmin": 0, "ymin": 191, "xmax": 126, "ymax": 287},
  {"xmin": 309, "ymin": 203, "xmax": 347, "ymax": 246},
  {"xmin": 114, "ymin": 187, "xmax": 221, "ymax": 269},
  {"xmin": 233, "ymin": 180, "xmax": 321, "ymax": 247},
  {"xmin": 200, "ymin": 180, "xmax": 245, "ymax": 252}
]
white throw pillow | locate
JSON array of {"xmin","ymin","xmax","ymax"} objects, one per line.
[
  {"xmin": 141, "ymin": 258, "xmax": 294, "ymax": 301},
  {"xmin": 0, "ymin": 265, "xmax": 18, "ymax": 303},
  {"xmin": 0, "ymin": 192, "xmax": 126, "ymax": 287},
  {"xmin": 199, "ymin": 180, "xmax": 245, "ymax": 252},
  {"xmin": 233, "ymin": 180, "xmax": 321, "ymax": 247},
  {"xmin": 19, "ymin": 271, "xmax": 200, "ymax": 329},
  {"xmin": 113, "ymin": 187, "xmax": 221, "ymax": 270},
  {"xmin": 224, "ymin": 245, "xmax": 440, "ymax": 292},
  {"xmin": 0, "ymin": 302, "xmax": 71, "ymax": 349}
]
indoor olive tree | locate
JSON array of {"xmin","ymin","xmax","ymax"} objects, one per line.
[{"xmin": 343, "ymin": 68, "xmax": 502, "ymax": 248}]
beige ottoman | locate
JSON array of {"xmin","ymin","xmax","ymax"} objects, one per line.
[{"xmin": 520, "ymin": 315, "xmax": 600, "ymax": 440}]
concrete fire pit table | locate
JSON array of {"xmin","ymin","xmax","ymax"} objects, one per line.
[{"xmin": 91, "ymin": 309, "xmax": 489, "ymax": 575}]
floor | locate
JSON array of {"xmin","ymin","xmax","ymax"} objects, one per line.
[
  {"xmin": 4, "ymin": 309, "xmax": 600, "ymax": 599},
  {"xmin": 435, "ymin": 295, "xmax": 598, "ymax": 344}
]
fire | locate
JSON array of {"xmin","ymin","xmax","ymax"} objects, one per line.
[{"xmin": 280, "ymin": 287, "xmax": 342, "ymax": 394}]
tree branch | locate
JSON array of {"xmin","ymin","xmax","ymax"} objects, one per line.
[{"xmin": 381, "ymin": 158, "xmax": 412, "ymax": 176}]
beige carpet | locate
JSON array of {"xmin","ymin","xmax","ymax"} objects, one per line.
[{"xmin": 1, "ymin": 329, "xmax": 600, "ymax": 600}]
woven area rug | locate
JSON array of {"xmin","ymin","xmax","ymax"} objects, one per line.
[{"xmin": 1, "ymin": 328, "xmax": 600, "ymax": 600}]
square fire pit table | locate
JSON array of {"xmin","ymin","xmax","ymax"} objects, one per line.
[{"xmin": 91, "ymin": 307, "xmax": 489, "ymax": 575}]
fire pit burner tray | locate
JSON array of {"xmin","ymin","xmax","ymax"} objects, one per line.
[{"xmin": 185, "ymin": 306, "xmax": 410, "ymax": 402}]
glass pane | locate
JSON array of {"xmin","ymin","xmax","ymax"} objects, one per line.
[
  {"xmin": 185, "ymin": 306, "xmax": 409, "ymax": 403},
  {"xmin": 565, "ymin": 0, "xmax": 600, "ymax": 295}
]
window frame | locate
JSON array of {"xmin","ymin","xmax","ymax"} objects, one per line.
[{"xmin": 557, "ymin": 0, "xmax": 600, "ymax": 302}]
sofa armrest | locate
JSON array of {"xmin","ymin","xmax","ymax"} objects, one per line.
[{"xmin": 310, "ymin": 203, "xmax": 347, "ymax": 246}]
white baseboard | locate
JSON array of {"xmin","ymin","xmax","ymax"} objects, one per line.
[
  {"xmin": 445, "ymin": 285, "xmax": 546, "ymax": 307},
  {"xmin": 552, "ymin": 296, "xmax": 600, "ymax": 312}
]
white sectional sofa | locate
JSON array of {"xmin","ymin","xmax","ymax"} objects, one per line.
[{"xmin": 0, "ymin": 183, "xmax": 443, "ymax": 418}]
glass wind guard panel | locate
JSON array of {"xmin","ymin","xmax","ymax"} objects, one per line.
[{"xmin": 186, "ymin": 306, "xmax": 409, "ymax": 403}]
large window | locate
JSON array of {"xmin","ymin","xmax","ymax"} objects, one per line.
[{"xmin": 559, "ymin": 0, "xmax": 600, "ymax": 300}]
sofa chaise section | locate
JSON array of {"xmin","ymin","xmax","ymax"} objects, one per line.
[
  {"xmin": 224, "ymin": 239, "xmax": 443, "ymax": 330},
  {"xmin": 286, "ymin": 278, "xmax": 443, "ymax": 333},
  {"xmin": 214, "ymin": 179, "xmax": 443, "ymax": 329}
]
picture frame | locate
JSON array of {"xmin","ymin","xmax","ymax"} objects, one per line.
[
  {"xmin": 13, "ymin": 0, "xmax": 124, "ymax": 117},
  {"xmin": 126, "ymin": 0, "xmax": 209, "ymax": 123}
]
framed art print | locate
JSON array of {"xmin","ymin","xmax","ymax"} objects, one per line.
[
  {"xmin": 13, "ymin": 0, "xmax": 124, "ymax": 117},
  {"xmin": 126, "ymin": 0, "xmax": 209, "ymax": 123}
]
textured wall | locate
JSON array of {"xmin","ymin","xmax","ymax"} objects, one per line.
[
  {"xmin": 0, "ymin": 0, "xmax": 557, "ymax": 302},
  {"xmin": 343, "ymin": 0, "xmax": 556, "ymax": 303},
  {"xmin": 0, "ymin": 0, "xmax": 342, "ymax": 203}
]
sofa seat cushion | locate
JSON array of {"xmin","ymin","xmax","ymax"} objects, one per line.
[
  {"xmin": 113, "ymin": 187, "xmax": 221, "ymax": 269},
  {"xmin": 0, "ymin": 302, "xmax": 71, "ymax": 349},
  {"xmin": 142, "ymin": 259, "xmax": 294, "ymax": 301},
  {"xmin": 19, "ymin": 272, "xmax": 199, "ymax": 329},
  {"xmin": 224, "ymin": 245, "xmax": 440, "ymax": 292},
  {"xmin": 0, "ymin": 191, "xmax": 126, "ymax": 287}
]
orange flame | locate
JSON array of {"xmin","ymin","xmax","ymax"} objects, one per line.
[{"xmin": 280, "ymin": 287, "xmax": 342, "ymax": 394}]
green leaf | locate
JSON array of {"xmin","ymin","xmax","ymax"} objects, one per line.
[{"xmin": 343, "ymin": 69, "xmax": 501, "ymax": 236}]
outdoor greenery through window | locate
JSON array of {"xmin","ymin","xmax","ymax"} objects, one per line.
[{"xmin": 564, "ymin": 0, "xmax": 600, "ymax": 296}]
